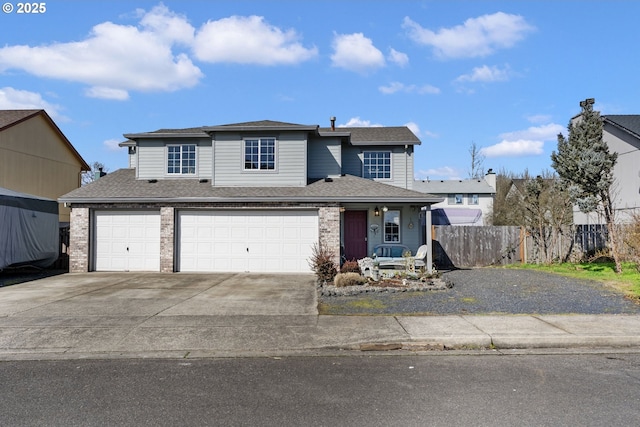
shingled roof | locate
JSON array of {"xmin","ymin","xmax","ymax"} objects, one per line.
[
  {"xmin": 413, "ymin": 178, "xmax": 494, "ymax": 194},
  {"xmin": 123, "ymin": 120, "xmax": 421, "ymax": 145},
  {"xmin": 604, "ymin": 115, "xmax": 640, "ymax": 139},
  {"xmin": 319, "ymin": 126, "xmax": 421, "ymax": 145},
  {"xmin": 59, "ymin": 169, "xmax": 442, "ymax": 204}
]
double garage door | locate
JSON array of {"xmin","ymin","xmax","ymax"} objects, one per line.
[
  {"xmin": 93, "ymin": 210, "xmax": 318, "ymax": 273},
  {"xmin": 178, "ymin": 210, "xmax": 318, "ymax": 273}
]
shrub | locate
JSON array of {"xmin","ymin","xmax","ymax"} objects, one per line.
[
  {"xmin": 334, "ymin": 272, "xmax": 367, "ymax": 287},
  {"xmin": 340, "ymin": 260, "xmax": 361, "ymax": 274},
  {"xmin": 309, "ymin": 242, "xmax": 337, "ymax": 282}
]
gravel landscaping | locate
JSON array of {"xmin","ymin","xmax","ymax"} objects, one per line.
[{"xmin": 318, "ymin": 267, "xmax": 640, "ymax": 315}]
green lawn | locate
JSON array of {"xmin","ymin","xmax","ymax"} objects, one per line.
[{"xmin": 504, "ymin": 262, "xmax": 640, "ymax": 301}]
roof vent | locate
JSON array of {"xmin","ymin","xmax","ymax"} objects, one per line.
[
  {"xmin": 147, "ymin": 179, "xmax": 157, "ymax": 183},
  {"xmin": 324, "ymin": 177, "xmax": 333, "ymax": 182}
]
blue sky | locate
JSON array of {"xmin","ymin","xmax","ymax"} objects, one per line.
[{"xmin": 1, "ymin": 1, "xmax": 638, "ymax": 180}]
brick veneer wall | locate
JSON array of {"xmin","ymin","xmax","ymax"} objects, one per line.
[
  {"xmin": 160, "ymin": 207, "xmax": 175, "ymax": 272},
  {"xmin": 318, "ymin": 206, "xmax": 341, "ymax": 267},
  {"xmin": 69, "ymin": 207, "xmax": 89, "ymax": 272},
  {"xmin": 68, "ymin": 202, "xmax": 341, "ymax": 273}
]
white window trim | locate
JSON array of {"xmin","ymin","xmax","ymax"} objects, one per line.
[
  {"xmin": 166, "ymin": 144, "xmax": 197, "ymax": 176},
  {"xmin": 383, "ymin": 209, "xmax": 401, "ymax": 243},
  {"xmin": 363, "ymin": 151, "xmax": 392, "ymax": 181},
  {"xmin": 243, "ymin": 137, "xmax": 278, "ymax": 172},
  {"xmin": 468, "ymin": 194, "xmax": 479, "ymax": 205}
]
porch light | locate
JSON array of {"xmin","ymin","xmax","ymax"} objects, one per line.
[{"xmin": 374, "ymin": 206, "xmax": 380, "ymax": 216}]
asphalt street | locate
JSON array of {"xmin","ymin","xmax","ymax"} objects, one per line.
[{"xmin": 1, "ymin": 354, "xmax": 639, "ymax": 426}]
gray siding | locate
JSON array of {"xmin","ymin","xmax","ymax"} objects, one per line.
[
  {"xmin": 341, "ymin": 144, "xmax": 413, "ymax": 189},
  {"xmin": 213, "ymin": 132, "xmax": 307, "ymax": 187},
  {"xmin": 308, "ymin": 137, "xmax": 341, "ymax": 178},
  {"xmin": 136, "ymin": 140, "xmax": 165, "ymax": 179},
  {"xmin": 136, "ymin": 138, "xmax": 212, "ymax": 180}
]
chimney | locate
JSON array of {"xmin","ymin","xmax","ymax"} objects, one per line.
[
  {"xmin": 330, "ymin": 116, "xmax": 336, "ymax": 131},
  {"xmin": 94, "ymin": 167, "xmax": 106, "ymax": 181},
  {"xmin": 484, "ymin": 168, "xmax": 496, "ymax": 191}
]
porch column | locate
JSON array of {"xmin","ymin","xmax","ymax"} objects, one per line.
[{"xmin": 424, "ymin": 205, "xmax": 433, "ymax": 274}]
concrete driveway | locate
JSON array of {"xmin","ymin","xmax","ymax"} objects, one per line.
[{"xmin": 0, "ymin": 272, "xmax": 319, "ymax": 318}]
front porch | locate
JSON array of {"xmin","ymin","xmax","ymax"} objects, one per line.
[{"xmin": 339, "ymin": 203, "xmax": 435, "ymax": 274}]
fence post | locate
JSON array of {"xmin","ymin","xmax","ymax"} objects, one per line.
[{"xmin": 520, "ymin": 226, "xmax": 526, "ymax": 264}]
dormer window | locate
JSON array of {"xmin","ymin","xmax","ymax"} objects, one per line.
[
  {"xmin": 363, "ymin": 151, "xmax": 391, "ymax": 180},
  {"xmin": 167, "ymin": 144, "xmax": 196, "ymax": 175},
  {"xmin": 244, "ymin": 138, "xmax": 276, "ymax": 170}
]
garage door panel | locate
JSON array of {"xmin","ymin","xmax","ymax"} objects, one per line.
[
  {"xmin": 179, "ymin": 210, "xmax": 318, "ymax": 273},
  {"xmin": 94, "ymin": 211, "xmax": 161, "ymax": 272}
]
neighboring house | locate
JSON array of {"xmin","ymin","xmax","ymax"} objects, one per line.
[
  {"xmin": 60, "ymin": 119, "xmax": 443, "ymax": 274},
  {"xmin": 573, "ymin": 115, "xmax": 640, "ymax": 225},
  {"xmin": 0, "ymin": 110, "xmax": 90, "ymax": 224},
  {"xmin": 413, "ymin": 171, "xmax": 496, "ymax": 225}
]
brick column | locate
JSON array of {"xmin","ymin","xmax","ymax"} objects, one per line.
[
  {"xmin": 69, "ymin": 207, "xmax": 89, "ymax": 273},
  {"xmin": 318, "ymin": 206, "xmax": 341, "ymax": 267},
  {"xmin": 160, "ymin": 207, "xmax": 175, "ymax": 272}
]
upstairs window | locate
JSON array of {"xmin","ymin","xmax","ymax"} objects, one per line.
[
  {"xmin": 167, "ymin": 144, "xmax": 196, "ymax": 175},
  {"xmin": 244, "ymin": 138, "xmax": 276, "ymax": 170},
  {"xmin": 363, "ymin": 151, "xmax": 391, "ymax": 179},
  {"xmin": 469, "ymin": 194, "xmax": 479, "ymax": 205},
  {"xmin": 448, "ymin": 194, "xmax": 464, "ymax": 204}
]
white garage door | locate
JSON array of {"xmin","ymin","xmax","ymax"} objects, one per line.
[
  {"xmin": 94, "ymin": 211, "xmax": 161, "ymax": 271},
  {"xmin": 178, "ymin": 210, "xmax": 318, "ymax": 273}
]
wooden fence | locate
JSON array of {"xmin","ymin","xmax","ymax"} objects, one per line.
[{"xmin": 431, "ymin": 224, "xmax": 608, "ymax": 268}]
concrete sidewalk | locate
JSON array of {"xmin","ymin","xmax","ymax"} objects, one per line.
[{"xmin": 0, "ymin": 273, "xmax": 639, "ymax": 360}]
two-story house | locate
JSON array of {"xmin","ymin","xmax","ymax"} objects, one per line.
[
  {"xmin": 0, "ymin": 109, "xmax": 90, "ymax": 224},
  {"xmin": 572, "ymin": 115, "xmax": 640, "ymax": 225},
  {"xmin": 413, "ymin": 170, "xmax": 496, "ymax": 225},
  {"xmin": 60, "ymin": 119, "xmax": 442, "ymax": 274}
]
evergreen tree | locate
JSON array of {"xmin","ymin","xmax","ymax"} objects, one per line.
[{"xmin": 551, "ymin": 98, "xmax": 620, "ymax": 271}]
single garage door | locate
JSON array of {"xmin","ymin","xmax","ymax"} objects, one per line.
[
  {"xmin": 94, "ymin": 211, "xmax": 161, "ymax": 271},
  {"xmin": 178, "ymin": 210, "xmax": 318, "ymax": 273}
]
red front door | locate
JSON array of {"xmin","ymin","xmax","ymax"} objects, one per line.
[{"xmin": 343, "ymin": 210, "xmax": 368, "ymax": 261}]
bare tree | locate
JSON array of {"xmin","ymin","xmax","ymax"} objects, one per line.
[
  {"xmin": 468, "ymin": 141, "xmax": 485, "ymax": 179},
  {"xmin": 82, "ymin": 161, "xmax": 109, "ymax": 185}
]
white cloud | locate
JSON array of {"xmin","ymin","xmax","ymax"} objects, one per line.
[
  {"xmin": 405, "ymin": 121, "xmax": 420, "ymax": 137},
  {"xmin": 379, "ymin": 81, "xmax": 440, "ymax": 95},
  {"xmin": 193, "ymin": 15, "xmax": 317, "ymax": 65},
  {"xmin": 331, "ymin": 33, "xmax": 385, "ymax": 74},
  {"xmin": 0, "ymin": 87, "xmax": 65, "ymax": 120},
  {"xmin": 388, "ymin": 48, "xmax": 409, "ymax": 67},
  {"xmin": 0, "ymin": 4, "xmax": 203, "ymax": 100},
  {"xmin": 481, "ymin": 122, "xmax": 564, "ymax": 158},
  {"xmin": 339, "ymin": 117, "xmax": 383, "ymax": 127},
  {"xmin": 416, "ymin": 166, "xmax": 460, "ymax": 180},
  {"xmin": 499, "ymin": 123, "xmax": 564, "ymax": 142},
  {"xmin": 526, "ymin": 114, "xmax": 552, "ymax": 124},
  {"xmin": 103, "ymin": 138, "xmax": 124, "ymax": 151},
  {"xmin": 480, "ymin": 139, "xmax": 544, "ymax": 157},
  {"xmin": 85, "ymin": 87, "xmax": 130, "ymax": 101},
  {"xmin": 403, "ymin": 12, "xmax": 535, "ymax": 59},
  {"xmin": 455, "ymin": 64, "xmax": 511, "ymax": 83}
]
